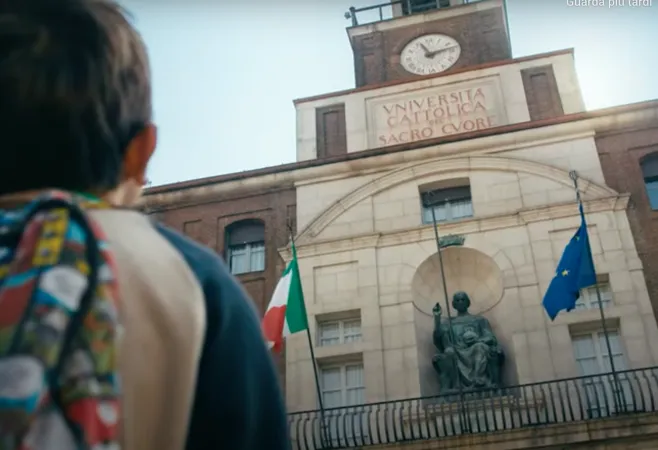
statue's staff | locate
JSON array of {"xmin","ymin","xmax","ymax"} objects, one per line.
[{"xmin": 422, "ymin": 192, "xmax": 468, "ymax": 431}]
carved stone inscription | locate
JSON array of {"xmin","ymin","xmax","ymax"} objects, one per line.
[{"xmin": 367, "ymin": 78, "xmax": 507, "ymax": 148}]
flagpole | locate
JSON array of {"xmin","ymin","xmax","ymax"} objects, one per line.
[
  {"xmin": 287, "ymin": 223, "xmax": 328, "ymax": 448},
  {"xmin": 569, "ymin": 170, "xmax": 624, "ymax": 413},
  {"xmin": 502, "ymin": 0, "xmax": 513, "ymax": 56},
  {"xmin": 304, "ymin": 322, "xmax": 329, "ymax": 449},
  {"xmin": 424, "ymin": 194, "xmax": 467, "ymax": 432}
]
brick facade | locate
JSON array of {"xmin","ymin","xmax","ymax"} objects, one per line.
[
  {"xmin": 144, "ymin": 183, "xmax": 297, "ymax": 388},
  {"xmin": 351, "ymin": 6, "xmax": 510, "ymax": 87},
  {"xmin": 595, "ymin": 123, "xmax": 658, "ymax": 318},
  {"xmin": 521, "ymin": 64, "xmax": 564, "ymax": 121}
]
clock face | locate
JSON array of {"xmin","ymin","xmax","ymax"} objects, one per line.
[{"xmin": 400, "ymin": 34, "xmax": 461, "ymax": 76}]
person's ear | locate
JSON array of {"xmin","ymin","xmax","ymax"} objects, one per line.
[{"xmin": 123, "ymin": 124, "xmax": 157, "ymax": 185}]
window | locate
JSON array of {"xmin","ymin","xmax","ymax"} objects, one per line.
[
  {"xmin": 316, "ymin": 104, "xmax": 347, "ymax": 158},
  {"xmin": 225, "ymin": 220, "xmax": 265, "ymax": 275},
  {"xmin": 420, "ymin": 185, "xmax": 473, "ymax": 224},
  {"xmin": 575, "ymin": 282, "xmax": 613, "ymax": 311},
  {"xmin": 402, "ymin": 0, "xmax": 450, "ymax": 15},
  {"xmin": 572, "ymin": 329, "xmax": 631, "ymax": 415},
  {"xmin": 318, "ymin": 319, "xmax": 362, "ymax": 347},
  {"xmin": 521, "ymin": 65, "xmax": 564, "ymax": 121},
  {"xmin": 321, "ymin": 363, "xmax": 365, "ymax": 408},
  {"xmin": 320, "ymin": 362, "xmax": 368, "ymax": 445},
  {"xmin": 641, "ymin": 154, "xmax": 658, "ymax": 210},
  {"xmin": 572, "ymin": 330, "xmax": 626, "ymax": 376}
]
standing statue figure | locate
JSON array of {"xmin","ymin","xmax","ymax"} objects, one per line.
[{"xmin": 432, "ymin": 291, "xmax": 504, "ymax": 394}]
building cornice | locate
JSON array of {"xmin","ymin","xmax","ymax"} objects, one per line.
[
  {"xmin": 292, "ymin": 48, "xmax": 573, "ymax": 106},
  {"xmin": 142, "ymin": 100, "xmax": 658, "ymax": 209},
  {"xmin": 278, "ymin": 195, "xmax": 630, "ymax": 261}
]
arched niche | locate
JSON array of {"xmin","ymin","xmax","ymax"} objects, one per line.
[{"xmin": 410, "ymin": 246, "xmax": 505, "ymax": 396}]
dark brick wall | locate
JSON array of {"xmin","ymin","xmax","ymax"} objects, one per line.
[
  {"xmin": 595, "ymin": 125, "xmax": 658, "ymax": 319},
  {"xmin": 521, "ymin": 65, "xmax": 564, "ymax": 121},
  {"xmin": 352, "ymin": 6, "xmax": 510, "ymax": 87},
  {"xmin": 148, "ymin": 184, "xmax": 296, "ymax": 390}
]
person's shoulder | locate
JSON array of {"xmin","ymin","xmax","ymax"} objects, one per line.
[
  {"xmin": 155, "ymin": 225, "xmax": 291, "ymax": 450},
  {"xmin": 153, "ymin": 221, "xmax": 255, "ymax": 328},
  {"xmin": 154, "ymin": 222, "xmax": 228, "ymax": 284}
]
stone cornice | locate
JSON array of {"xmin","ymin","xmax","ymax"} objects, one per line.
[
  {"xmin": 142, "ymin": 101, "xmax": 658, "ymax": 209},
  {"xmin": 293, "ymin": 131, "xmax": 595, "ymax": 188},
  {"xmin": 278, "ymin": 195, "xmax": 630, "ymax": 261}
]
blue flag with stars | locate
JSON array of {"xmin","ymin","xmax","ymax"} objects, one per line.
[{"xmin": 542, "ymin": 204, "xmax": 597, "ymax": 320}]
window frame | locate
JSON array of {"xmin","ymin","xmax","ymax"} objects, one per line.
[
  {"xmin": 644, "ymin": 176, "xmax": 658, "ymax": 210},
  {"xmin": 420, "ymin": 185, "xmax": 474, "ymax": 225},
  {"xmin": 317, "ymin": 318, "xmax": 363, "ymax": 347},
  {"xmin": 402, "ymin": 0, "xmax": 449, "ymax": 15},
  {"xmin": 571, "ymin": 329, "xmax": 632, "ymax": 415},
  {"xmin": 640, "ymin": 154, "xmax": 658, "ymax": 210},
  {"xmin": 225, "ymin": 219, "xmax": 266, "ymax": 275},
  {"xmin": 227, "ymin": 240, "xmax": 266, "ymax": 275},
  {"xmin": 575, "ymin": 282, "xmax": 613, "ymax": 311},
  {"xmin": 572, "ymin": 329, "xmax": 626, "ymax": 376},
  {"xmin": 320, "ymin": 362, "xmax": 366, "ymax": 409}
]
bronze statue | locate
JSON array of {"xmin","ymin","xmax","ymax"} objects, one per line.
[{"xmin": 432, "ymin": 291, "xmax": 504, "ymax": 394}]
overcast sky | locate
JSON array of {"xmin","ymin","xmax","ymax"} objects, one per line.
[{"xmin": 121, "ymin": 0, "xmax": 658, "ymax": 187}]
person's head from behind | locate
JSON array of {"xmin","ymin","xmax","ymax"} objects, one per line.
[{"xmin": 0, "ymin": 0, "xmax": 156, "ymax": 205}]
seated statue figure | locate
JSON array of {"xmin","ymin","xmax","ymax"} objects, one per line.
[{"xmin": 432, "ymin": 291, "xmax": 504, "ymax": 394}]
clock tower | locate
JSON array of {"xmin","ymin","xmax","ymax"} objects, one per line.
[
  {"xmin": 346, "ymin": 0, "xmax": 512, "ymax": 87},
  {"xmin": 295, "ymin": 0, "xmax": 581, "ymax": 161}
]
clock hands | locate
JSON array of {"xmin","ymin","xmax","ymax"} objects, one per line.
[
  {"xmin": 425, "ymin": 44, "xmax": 459, "ymax": 59},
  {"xmin": 402, "ymin": 35, "xmax": 459, "ymax": 75}
]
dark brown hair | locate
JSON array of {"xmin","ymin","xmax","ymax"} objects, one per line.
[{"xmin": 0, "ymin": 0, "xmax": 152, "ymax": 194}]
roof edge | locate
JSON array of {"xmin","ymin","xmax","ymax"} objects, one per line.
[{"xmin": 144, "ymin": 98, "xmax": 658, "ymax": 196}]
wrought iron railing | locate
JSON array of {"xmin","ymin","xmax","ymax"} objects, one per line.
[
  {"xmin": 289, "ymin": 367, "xmax": 658, "ymax": 449},
  {"xmin": 345, "ymin": 0, "xmax": 480, "ymax": 27}
]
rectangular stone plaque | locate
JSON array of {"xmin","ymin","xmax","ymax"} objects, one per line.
[{"xmin": 366, "ymin": 76, "xmax": 507, "ymax": 148}]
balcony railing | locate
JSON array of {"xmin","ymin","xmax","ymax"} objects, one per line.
[
  {"xmin": 289, "ymin": 367, "xmax": 658, "ymax": 449},
  {"xmin": 345, "ymin": 0, "xmax": 480, "ymax": 27}
]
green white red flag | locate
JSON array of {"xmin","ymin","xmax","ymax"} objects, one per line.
[{"xmin": 262, "ymin": 242, "xmax": 309, "ymax": 352}]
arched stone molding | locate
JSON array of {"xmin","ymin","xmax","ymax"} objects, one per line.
[{"xmin": 296, "ymin": 155, "xmax": 618, "ymax": 243}]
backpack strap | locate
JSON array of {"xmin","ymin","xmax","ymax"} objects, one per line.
[
  {"xmin": 0, "ymin": 194, "xmax": 121, "ymax": 448},
  {"xmin": 7, "ymin": 198, "xmax": 101, "ymax": 361}
]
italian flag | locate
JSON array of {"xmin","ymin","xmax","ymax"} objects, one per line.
[{"xmin": 262, "ymin": 242, "xmax": 309, "ymax": 352}]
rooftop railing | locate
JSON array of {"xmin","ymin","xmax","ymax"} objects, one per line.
[
  {"xmin": 289, "ymin": 366, "xmax": 658, "ymax": 449},
  {"xmin": 345, "ymin": 0, "xmax": 480, "ymax": 27}
]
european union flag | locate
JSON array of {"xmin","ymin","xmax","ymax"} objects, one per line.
[{"xmin": 542, "ymin": 204, "xmax": 597, "ymax": 320}]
